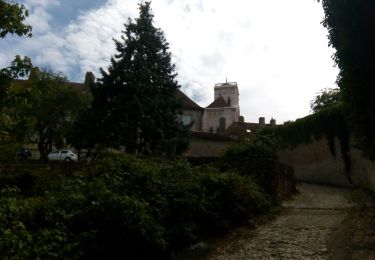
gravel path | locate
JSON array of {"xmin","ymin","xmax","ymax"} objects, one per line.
[{"xmin": 208, "ymin": 183, "xmax": 353, "ymax": 260}]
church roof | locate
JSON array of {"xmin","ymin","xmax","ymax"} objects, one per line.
[
  {"xmin": 191, "ymin": 131, "xmax": 232, "ymax": 141},
  {"xmin": 206, "ymin": 96, "xmax": 228, "ymax": 108},
  {"xmin": 225, "ymin": 122, "xmax": 260, "ymax": 136},
  {"xmin": 14, "ymin": 79, "xmax": 198, "ymax": 109},
  {"xmin": 176, "ymin": 89, "xmax": 204, "ymax": 111},
  {"xmin": 224, "ymin": 121, "xmax": 275, "ymax": 140},
  {"xmin": 13, "ymin": 79, "xmax": 90, "ymax": 92}
]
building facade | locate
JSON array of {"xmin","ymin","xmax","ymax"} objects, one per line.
[{"xmin": 180, "ymin": 81, "xmax": 241, "ymax": 133}]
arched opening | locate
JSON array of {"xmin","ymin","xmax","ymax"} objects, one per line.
[{"xmin": 219, "ymin": 117, "xmax": 226, "ymax": 133}]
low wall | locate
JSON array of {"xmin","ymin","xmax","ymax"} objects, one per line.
[
  {"xmin": 278, "ymin": 137, "xmax": 375, "ymax": 191},
  {"xmin": 183, "ymin": 139, "xmax": 232, "ymax": 157}
]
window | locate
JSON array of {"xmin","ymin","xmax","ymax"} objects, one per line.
[
  {"xmin": 181, "ymin": 115, "xmax": 192, "ymax": 126},
  {"xmin": 219, "ymin": 117, "xmax": 226, "ymax": 132}
]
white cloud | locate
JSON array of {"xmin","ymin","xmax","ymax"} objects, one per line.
[
  {"xmin": 151, "ymin": 0, "xmax": 338, "ymax": 122},
  {"xmin": 2, "ymin": 0, "xmax": 338, "ymax": 123},
  {"xmin": 0, "ymin": 53, "xmax": 8, "ymax": 68},
  {"xmin": 22, "ymin": 0, "xmax": 60, "ymax": 33},
  {"xmin": 61, "ymin": 0, "xmax": 139, "ymax": 77}
]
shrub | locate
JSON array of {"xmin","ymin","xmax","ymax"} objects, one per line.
[
  {"xmin": 223, "ymin": 142, "xmax": 281, "ymax": 202},
  {"xmin": 0, "ymin": 154, "xmax": 273, "ymax": 258}
]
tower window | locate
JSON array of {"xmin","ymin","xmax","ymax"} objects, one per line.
[{"xmin": 227, "ymin": 97, "xmax": 230, "ymax": 106}]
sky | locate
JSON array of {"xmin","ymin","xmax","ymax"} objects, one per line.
[{"xmin": 0, "ymin": 0, "xmax": 339, "ymax": 123}]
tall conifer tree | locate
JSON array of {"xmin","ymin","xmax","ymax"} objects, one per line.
[{"xmin": 93, "ymin": 2, "xmax": 186, "ymax": 154}]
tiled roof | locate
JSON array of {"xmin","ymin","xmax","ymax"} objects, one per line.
[
  {"xmin": 224, "ymin": 121, "xmax": 275, "ymax": 140},
  {"xmin": 13, "ymin": 79, "xmax": 90, "ymax": 92},
  {"xmin": 206, "ymin": 96, "xmax": 228, "ymax": 108},
  {"xmin": 176, "ymin": 89, "xmax": 204, "ymax": 111},
  {"xmin": 191, "ymin": 131, "xmax": 232, "ymax": 141},
  {"xmin": 224, "ymin": 122, "xmax": 261, "ymax": 140},
  {"xmin": 65, "ymin": 82, "xmax": 90, "ymax": 92},
  {"xmin": 14, "ymin": 79, "xmax": 202, "ymax": 110}
]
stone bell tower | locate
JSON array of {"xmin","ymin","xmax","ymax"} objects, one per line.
[
  {"xmin": 201, "ymin": 81, "xmax": 241, "ymax": 133},
  {"xmin": 213, "ymin": 81, "xmax": 240, "ymax": 117}
]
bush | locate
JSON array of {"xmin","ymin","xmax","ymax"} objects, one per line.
[
  {"xmin": 223, "ymin": 142, "xmax": 281, "ymax": 202},
  {"xmin": 0, "ymin": 154, "xmax": 273, "ymax": 258}
]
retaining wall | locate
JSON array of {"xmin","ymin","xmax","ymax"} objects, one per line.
[{"xmin": 278, "ymin": 137, "xmax": 375, "ymax": 191}]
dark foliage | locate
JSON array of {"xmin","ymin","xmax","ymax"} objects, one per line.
[
  {"xmin": 0, "ymin": 155, "xmax": 273, "ymax": 259},
  {"xmin": 0, "ymin": 0, "xmax": 32, "ymax": 38},
  {"xmin": 88, "ymin": 2, "xmax": 188, "ymax": 155},
  {"xmin": 0, "ymin": 55, "xmax": 32, "ymax": 108},
  {"xmin": 223, "ymin": 141, "xmax": 287, "ymax": 203},
  {"xmin": 310, "ymin": 87, "xmax": 341, "ymax": 113},
  {"xmin": 318, "ymin": 0, "xmax": 375, "ymax": 159}
]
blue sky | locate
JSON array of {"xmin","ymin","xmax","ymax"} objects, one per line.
[
  {"xmin": 0, "ymin": 0, "xmax": 339, "ymax": 123},
  {"xmin": 48, "ymin": 1, "xmax": 107, "ymax": 28}
]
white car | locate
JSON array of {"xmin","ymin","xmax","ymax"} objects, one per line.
[{"xmin": 48, "ymin": 150, "xmax": 78, "ymax": 162}]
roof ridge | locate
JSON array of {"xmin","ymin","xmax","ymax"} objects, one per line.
[{"xmin": 206, "ymin": 96, "xmax": 229, "ymax": 108}]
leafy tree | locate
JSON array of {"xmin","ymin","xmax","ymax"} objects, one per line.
[
  {"xmin": 310, "ymin": 87, "xmax": 341, "ymax": 113},
  {"xmin": 318, "ymin": 0, "xmax": 375, "ymax": 158},
  {"xmin": 66, "ymin": 73, "xmax": 101, "ymax": 160},
  {"xmin": 0, "ymin": 55, "xmax": 32, "ymax": 107},
  {"xmin": 9, "ymin": 69, "xmax": 90, "ymax": 161},
  {"xmin": 0, "ymin": 0, "xmax": 32, "ymax": 104},
  {"xmin": 91, "ymin": 2, "xmax": 187, "ymax": 154},
  {"xmin": 0, "ymin": 56, "xmax": 33, "ymax": 161},
  {"xmin": 0, "ymin": 0, "xmax": 32, "ymax": 38}
]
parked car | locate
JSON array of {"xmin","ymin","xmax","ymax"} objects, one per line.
[
  {"xmin": 17, "ymin": 148, "xmax": 32, "ymax": 160},
  {"xmin": 48, "ymin": 150, "xmax": 78, "ymax": 162}
]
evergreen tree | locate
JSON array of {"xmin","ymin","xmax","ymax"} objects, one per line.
[{"xmin": 93, "ymin": 1, "xmax": 186, "ymax": 154}]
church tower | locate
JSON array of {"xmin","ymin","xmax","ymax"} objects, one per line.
[
  {"xmin": 214, "ymin": 81, "xmax": 240, "ymax": 117},
  {"xmin": 201, "ymin": 81, "xmax": 241, "ymax": 133}
]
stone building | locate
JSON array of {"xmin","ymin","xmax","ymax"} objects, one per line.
[
  {"xmin": 201, "ymin": 81, "xmax": 240, "ymax": 133},
  {"xmin": 179, "ymin": 81, "xmax": 241, "ymax": 133}
]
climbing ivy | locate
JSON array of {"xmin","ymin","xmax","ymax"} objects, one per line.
[
  {"xmin": 264, "ymin": 105, "xmax": 352, "ymax": 183},
  {"xmin": 317, "ymin": 0, "xmax": 375, "ymax": 159}
]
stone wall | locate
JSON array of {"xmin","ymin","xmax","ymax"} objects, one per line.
[
  {"xmin": 179, "ymin": 110, "xmax": 203, "ymax": 131},
  {"xmin": 201, "ymin": 107, "xmax": 238, "ymax": 133},
  {"xmin": 278, "ymin": 137, "xmax": 375, "ymax": 191}
]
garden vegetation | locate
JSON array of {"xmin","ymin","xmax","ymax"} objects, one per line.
[{"xmin": 0, "ymin": 154, "xmax": 274, "ymax": 259}]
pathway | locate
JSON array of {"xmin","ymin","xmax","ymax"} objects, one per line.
[{"xmin": 208, "ymin": 183, "xmax": 353, "ymax": 260}]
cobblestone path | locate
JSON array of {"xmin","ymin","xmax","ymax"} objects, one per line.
[{"xmin": 209, "ymin": 183, "xmax": 353, "ymax": 260}]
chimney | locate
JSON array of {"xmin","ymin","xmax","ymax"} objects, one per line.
[
  {"xmin": 270, "ymin": 118, "xmax": 276, "ymax": 126},
  {"xmin": 259, "ymin": 117, "xmax": 265, "ymax": 126},
  {"xmin": 28, "ymin": 67, "xmax": 40, "ymax": 80},
  {"xmin": 84, "ymin": 71, "xmax": 95, "ymax": 86}
]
